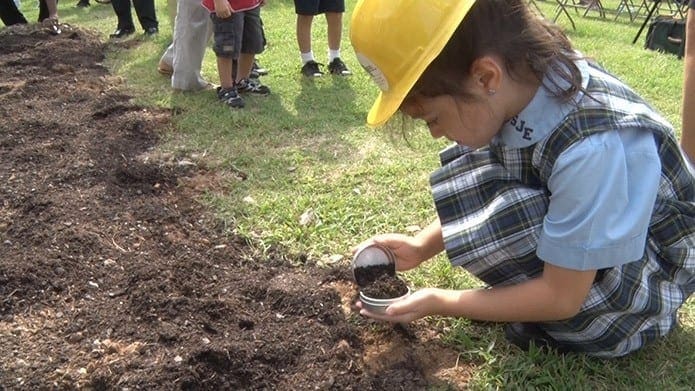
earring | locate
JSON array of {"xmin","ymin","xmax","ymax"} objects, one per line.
[{"xmin": 488, "ymin": 89, "xmax": 496, "ymax": 95}]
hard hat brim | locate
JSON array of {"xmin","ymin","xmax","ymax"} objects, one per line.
[
  {"xmin": 367, "ymin": 90, "xmax": 404, "ymax": 128},
  {"xmin": 358, "ymin": 0, "xmax": 476, "ymax": 128}
]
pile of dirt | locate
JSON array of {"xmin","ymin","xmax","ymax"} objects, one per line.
[{"xmin": 0, "ymin": 24, "xmax": 472, "ymax": 389}]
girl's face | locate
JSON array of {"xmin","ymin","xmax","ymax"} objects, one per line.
[{"xmin": 401, "ymin": 92, "xmax": 505, "ymax": 149}]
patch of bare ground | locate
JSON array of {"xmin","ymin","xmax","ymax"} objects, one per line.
[{"xmin": 0, "ymin": 24, "xmax": 473, "ymax": 389}]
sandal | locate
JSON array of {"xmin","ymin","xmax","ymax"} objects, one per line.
[
  {"xmin": 42, "ymin": 17, "xmax": 61, "ymax": 35},
  {"xmin": 157, "ymin": 61, "xmax": 173, "ymax": 76}
]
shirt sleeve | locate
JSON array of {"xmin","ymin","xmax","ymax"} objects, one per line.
[{"xmin": 536, "ymin": 128, "xmax": 661, "ymax": 271}]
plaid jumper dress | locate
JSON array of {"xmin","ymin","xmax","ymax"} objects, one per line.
[{"xmin": 430, "ymin": 63, "xmax": 695, "ymax": 357}]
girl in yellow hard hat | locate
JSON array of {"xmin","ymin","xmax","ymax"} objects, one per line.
[{"xmin": 350, "ymin": 0, "xmax": 694, "ymax": 357}]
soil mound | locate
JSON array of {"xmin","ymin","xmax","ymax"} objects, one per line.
[{"xmin": 0, "ymin": 25, "xmax": 471, "ymax": 389}]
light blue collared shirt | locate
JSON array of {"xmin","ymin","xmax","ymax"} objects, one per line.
[{"xmin": 496, "ymin": 60, "xmax": 661, "ymax": 271}]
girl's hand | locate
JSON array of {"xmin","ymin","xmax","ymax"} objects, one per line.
[
  {"xmin": 356, "ymin": 288, "xmax": 444, "ymax": 323},
  {"xmin": 353, "ymin": 233, "xmax": 428, "ymax": 272},
  {"xmin": 214, "ymin": 0, "xmax": 232, "ymax": 18}
]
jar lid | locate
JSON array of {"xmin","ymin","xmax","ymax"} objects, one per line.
[{"xmin": 352, "ymin": 244, "xmax": 396, "ymax": 287}]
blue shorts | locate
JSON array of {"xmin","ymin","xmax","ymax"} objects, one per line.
[
  {"xmin": 294, "ymin": 0, "xmax": 345, "ymax": 15},
  {"xmin": 211, "ymin": 6, "xmax": 265, "ymax": 59}
]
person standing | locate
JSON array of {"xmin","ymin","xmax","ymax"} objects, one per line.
[
  {"xmin": 0, "ymin": 0, "xmax": 28, "ymax": 26},
  {"xmin": 682, "ymin": 0, "xmax": 695, "ymax": 162},
  {"xmin": 293, "ymin": 0, "xmax": 351, "ymax": 77},
  {"xmin": 232, "ymin": 3, "xmax": 271, "ymax": 95},
  {"xmin": 109, "ymin": 0, "xmax": 159, "ymax": 38},
  {"xmin": 158, "ymin": 0, "xmax": 214, "ymax": 91}
]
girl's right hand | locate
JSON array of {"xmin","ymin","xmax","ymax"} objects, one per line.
[{"xmin": 353, "ymin": 233, "xmax": 427, "ymax": 272}]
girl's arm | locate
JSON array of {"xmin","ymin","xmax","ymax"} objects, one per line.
[
  {"xmin": 430, "ymin": 263, "xmax": 596, "ymax": 321},
  {"xmin": 410, "ymin": 219, "xmax": 445, "ymax": 264},
  {"xmin": 682, "ymin": 6, "xmax": 695, "ymax": 161},
  {"xmin": 360, "ymin": 262, "xmax": 596, "ymax": 323}
]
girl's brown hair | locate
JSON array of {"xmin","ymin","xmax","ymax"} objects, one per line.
[{"xmin": 407, "ymin": 0, "xmax": 582, "ymax": 103}]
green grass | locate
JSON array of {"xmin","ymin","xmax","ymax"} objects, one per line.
[{"xmin": 13, "ymin": 0, "xmax": 693, "ymax": 388}]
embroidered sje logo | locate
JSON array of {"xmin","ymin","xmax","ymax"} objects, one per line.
[{"xmin": 509, "ymin": 116, "xmax": 534, "ymax": 140}]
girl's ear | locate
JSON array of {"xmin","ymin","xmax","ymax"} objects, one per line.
[{"xmin": 470, "ymin": 56, "xmax": 502, "ymax": 95}]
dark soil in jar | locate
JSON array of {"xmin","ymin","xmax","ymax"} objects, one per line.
[
  {"xmin": 353, "ymin": 263, "xmax": 395, "ymax": 287},
  {"xmin": 361, "ymin": 274, "xmax": 409, "ymax": 299}
]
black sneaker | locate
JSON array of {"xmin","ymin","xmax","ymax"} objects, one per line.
[
  {"xmin": 301, "ymin": 61, "xmax": 324, "ymax": 78},
  {"xmin": 504, "ymin": 323, "xmax": 572, "ymax": 354},
  {"xmin": 252, "ymin": 61, "xmax": 268, "ymax": 76},
  {"xmin": 216, "ymin": 86, "xmax": 245, "ymax": 109},
  {"xmin": 237, "ymin": 78, "xmax": 271, "ymax": 96},
  {"xmin": 327, "ymin": 57, "xmax": 351, "ymax": 76}
]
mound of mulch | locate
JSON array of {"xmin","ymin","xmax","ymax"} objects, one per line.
[{"xmin": 0, "ymin": 24, "xmax": 472, "ymax": 389}]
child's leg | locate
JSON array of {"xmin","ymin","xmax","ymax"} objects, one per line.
[
  {"xmin": 325, "ymin": 12, "xmax": 341, "ymax": 52},
  {"xmin": 236, "ymin": 53, "xmax": 254, "ymax": 82},
  {"xmin": 211, "ymin": 14, "xmax": 244, "ymax": 108},
  {"xmin": 235, "ymin": 8, "xmax": 270, "ymax": 95},
  {"xmin": 235, "ymin": 7, "xmax": 264, "ymax": 81},
  {"xmin": 216, "ymin": 56, "xmax": 234, "ymax": 89},
  {"xmin": 296, "ymin": 14, "xmax": 314, "ymax": 57}
]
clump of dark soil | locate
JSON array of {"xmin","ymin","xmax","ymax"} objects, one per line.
[
  {"xmin": 354, "ymin": 263, "xmax": 395, "ymax": 287},
  {"xmin": 0, "ymin": 24, "xmax": 472, "ymax": 389},
  {"xmin": 362, "ymin": 274, "xmax": 409, "ymax": 299}
]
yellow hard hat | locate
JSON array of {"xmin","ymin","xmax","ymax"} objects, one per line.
[{"xmin": 350, "ymin": 0, "xmax": 476, "ymax": 127}]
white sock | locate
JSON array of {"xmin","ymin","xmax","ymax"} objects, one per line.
[
  {"xmin": 300, "ymin": 51, "xmax": 315, "ymax": 65},
  {"xmin": 328, "ymin": 49, "xmax": 341, "ymax": 62}
]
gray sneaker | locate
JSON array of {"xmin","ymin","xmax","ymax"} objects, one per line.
[
  {"xmin": 237, "ymin": 78, "xmax": 271, "ymax": 96},
  {"xmin": 216, "ymin": 86, "xmax": 245, "ymax": 109}
]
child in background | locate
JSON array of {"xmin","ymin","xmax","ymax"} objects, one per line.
[
  {"xmin": 231, "ymin": 3, "xmax": 270, "ymax": 95},
  {"xmin": 205, "ymin": 0, "xmax": 267, "ymax": 107},
  {"xmin": 293, "ymin": 0, "xmax": 350, "ymax": 77},
  {"xmin": 350, "ymin": 0, "xmax": 694, "ymax": 358}
]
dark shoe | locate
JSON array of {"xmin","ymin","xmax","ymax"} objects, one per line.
[
  {"xmin": 252, "ymin": 61, "xmax": 268, "ymax": 76},
  {"xmin": 300, "ymin": 60, "xmax": 324, "ymax": 78},
  {"xmin": 76, "ymin": 0, "xmax": 90, "ymax": 7},
  {"xmin": 327, "ymin": 57, "xmax": 351, "ymax": 76},
  {"xmin": 144, "ymin": 27, "xmax": 159, "ymax": 36},
  {"xmin": 109, "ymin": 27, "xmax": 134, "ymax": 38},
  {"xmin": 504, "ymin": 323, "xmax": 571, "ymax": 354},
  {"xmin": 216, "ymin": 86, "xmax": 245, "ymax": 109},
  {"xmin": 237, "ymin": 78, "xmax": 270, "ymax": 96}
]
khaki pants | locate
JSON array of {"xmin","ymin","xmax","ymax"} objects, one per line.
[{"xmin": 159, "ymin": 0, "xmax": 213, "ymax": 91}]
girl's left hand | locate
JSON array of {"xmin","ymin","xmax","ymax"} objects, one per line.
[{"xmin": 355, "ymin": 288, "xmax": 442, "ymax": 323}]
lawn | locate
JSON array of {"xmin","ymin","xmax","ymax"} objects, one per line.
[{"xmin": 13, "ymin": 0, "xmax": 693, "ymax": 388}]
